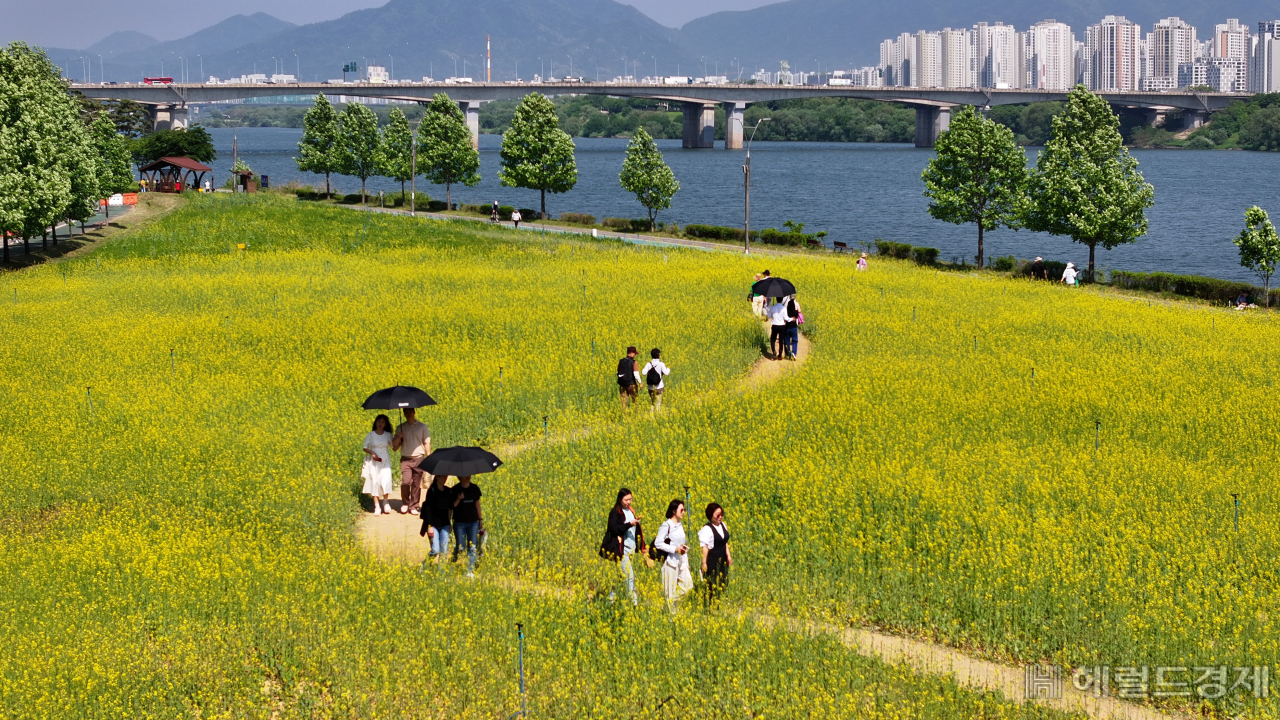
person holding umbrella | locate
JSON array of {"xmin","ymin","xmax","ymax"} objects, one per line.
[
  {"xmin": 391, "ymin": 408, "xmax": 431, "ymax": 515},
  {"xmin": 361, "ymin": 414, "xmax": 395, "ymax": 515},
  {"xmin": 419, "ymin": 474, "xmax": 454, "ymax": 567},
  {"xmin": 417, "ymin": 446, "xmax": 503, "ymax": 579}
]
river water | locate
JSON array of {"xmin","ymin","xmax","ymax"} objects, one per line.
[{"xmin": 209, "ymin": 127, "xmax": 1280, "ymax": 283}]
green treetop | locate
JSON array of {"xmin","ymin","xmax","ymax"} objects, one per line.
[
  {"xmin": 500, "ymin": 93, "xmax": 577, "ymax": 219},
  {"xmin": 381, "ymin": 106, "xmax": 414, "ymax": 201},
  {"xmin": 417, "ymin": 93, "xmax": 480, "ymax": 211},
  {"xmin": 296, "ymin": 94, "xmax": 339, "ymax": 197},
  {"xmin": 921, "ymin": 105, "xmax": 1028, "ymax": 269},
  {"xmin": 619, "ymin": 126, "xmax": 679, "ymax": 231},
  {"xmin": 89, "ymin": 112, "xmax": 134, "ymax": 216},
  {"xmin": 1234, "ymin": 206, "xmax": 1280, "ymax": 306},
  {"xmin": 336, "ymin": 102, "xmax": 383, "ymax": 204},
  {"xmin": 131, "ymin": 126, "xmax": 217, "ymax": 166},
  {"xmin": 1025, "ymin": 85, "xmax": 1154, "ymax": 281}
]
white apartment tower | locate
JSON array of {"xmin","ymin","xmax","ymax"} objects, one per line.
[
  {"xmin": 880, "ymin": 32, "xmax": 916, "ymax": 86},
  {"xmin": 1027, "ymin": 20, "xmax": 1076, "ymax": 90},
  {"xmin": 1150, "ymin": 17, "xmax": 1197, "ymax": 79},
  {"xmin": 1213, "ymin": 19, "xmax": 1251, "ymax": 59},
  {"xmin": 914, "ymin": 30, "xmax": 943, "ymax": 87},
  {"xmin": 1086, "ymin": 15, "xmax": 1142, "ymax": 91},
  {"xmin": 940, "ymin": 27, "xmax": 972, "ymax": 88},
  {"xmin": 972, "ymin": 22, "xmax": 1019, "ymax": 87},
  {"xmin": 1251, "ymin": 21, "xmax": 1280, "ymax": 92}
]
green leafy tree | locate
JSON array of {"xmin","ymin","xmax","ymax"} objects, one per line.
[
  {"xmin": 89, "ymin": 112, "xmax": 133, "ymax": 217},
  {"xmin": 1234, "ymin": 206, "xmax": 1280, "ymax": 306},
  {"xmin": 381, "ymin": 106, "xmax": 414, "ymax": 201},
  {"xmin": 0, "ymin": 42, "xmax": 76, "ymax": 261},
  {"xmin": 1239, "ymin": 107, "xmax": 1280, "ymax": 151},
  {"xmin": 131, "ymin": 126, "xmax": 216, "ymax": 166},
  {"xmin": 336, "ymin": 102, "xmax": 383, "ymax": 205},
  {"xmin": 618, "ymin": 126, "xmax": 679, "ymax": 231},
  {"xmin": 296, "ymin": 94, "xmax": 339, "ymax": 197},
  {"xmin": 61, "ymin": 120, "xmax": 100, "ymax": 229},
  {"xmin": 500, "ymin": 93, "xmax": 577, "ymax": 219},
  {"xmin": 921, "ymin": 105, "xmax": 1028, "ymax": 269},
  {"xmin": 417, "ymin": 93, "xmax": 480, "ymax": 211},
  {"xmin": 108, "ymin": 99, "xmax": 153, "ymax": 139},
  {"xmin": 1025, "ymin": 85, "xmax": 1154, "ymax": 281}
]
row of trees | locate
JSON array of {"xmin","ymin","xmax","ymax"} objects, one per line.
[
  {"xmin": 922, "ymin": 86, "xmax": 1155, "ymax": 277},
  {"xmin": 1, "ymin": 42, "xmax": 134, "ymax": 262}
]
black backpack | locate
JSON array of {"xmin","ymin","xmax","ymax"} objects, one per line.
[
  {"xmin": 616, "ymin": 357, "xmax": 635, "ymax": 386},
  {"xmin": 646, "ymin": 363, "xmax": 662, "ymax": 386}
]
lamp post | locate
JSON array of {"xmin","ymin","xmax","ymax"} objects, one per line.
[
  {"xmin": 741, "ymin": 118, "xmax": 770, "ymax": 255},
  {"xmin": 97, "ymin": 54, "xmax": 102, "ymax": 83}
]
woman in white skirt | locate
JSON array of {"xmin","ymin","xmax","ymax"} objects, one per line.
[
  {"xmin": 361, "ymin": 414, "xmax": 395, "ymax": 514},
  {"xmin": 654, "ymin": 498, "xmax": 694, "ymax": 612}
]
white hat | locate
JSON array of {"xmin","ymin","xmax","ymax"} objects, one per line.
[
  {"xmin": 1066, "ymin": 262, "xmax": 1074, "ymax": 269},
  {"xmin": 1035, "ymin": 256, "xmax": 1042, "ymax": 261}
]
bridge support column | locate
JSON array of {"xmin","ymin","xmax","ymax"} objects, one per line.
[
  {"xmin": 459, "ymin": 101, "xmax": 481, "ymax": 150},
  {"xmin": 1181, "ymin": 110, "xmax": 1208, "ymax": 130},
  {"xmin": 152, "ymin": 104, "xmax": 172, "ymax": 132},
  {"xmin": 723, "ymin": 102, "xmax": 745, "ymax": 149},
  {"xmin": 169, "ymin": 104, "xmax": 189, "ymax": 130},
  {"xmin": 682, "ymin": 102, "xmax": 715, "ymax": 148},
  {"xmin": 914, "ymin": 105, "xmax": 951, "ymax": 148}
]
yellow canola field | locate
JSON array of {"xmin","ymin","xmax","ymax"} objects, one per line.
[{"xmin": 0, "ymin": 196, "xmax": 1072, "ymax": 719}]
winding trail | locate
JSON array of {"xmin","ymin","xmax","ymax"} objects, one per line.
[{"xmin": 354, "ymin": 321, "xmax": 1190, "ymax": 720}]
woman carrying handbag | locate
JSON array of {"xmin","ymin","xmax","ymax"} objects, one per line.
[{"xmin": 600, "ymin": 488, "xmax": 647, "ymax": 605}]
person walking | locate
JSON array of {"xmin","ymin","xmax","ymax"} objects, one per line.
[
  {"xmin": 698, "ymin": 502, "xmax": 732, "ymax": 606},
  {"xmin": 857, "ymin": 253, "xmax": 868, "ymax": 271},
  {"xmin": 419, "ymin": 474, "xmax": 454, "ymax": 567},
  {"xmin": 451, "ymin": 475, "xmax": 484, "ymax": 578},
  {"xmin": 654, "ymin": 499, "xmax": 693, "ymax": 612},
  {"xmin": 511, "ymin": 209, "xmax": 522, "ymax": 229},
  {"xmin": 600, "ymin": 487, "xmax": 645, "ymax": 605},
  {"xmin": 767, "ymin": 296, "xmax": 789, "ymax": 360},
  {"xmin": 784, "ymin": 295, "xmax": 801, "ymax": 361},
  {"xmin": 750, "ymin": 273, "xmax": 765, "ymax": 318},
  {"xmin": 391, "ymin": 407, "xmax": 431, "ymax": 515},
  {"xmin": 360, "ymin": 414, "xmax": 395, "ymax": 515},
  {"xmin": 641, "ymin": 348, "xmax": 671, "ymax": 410},
  {"xmin": 616, "ymin": 346, "xmax": 641, "ymax": 409},
  {"xmin": 1061, "ymin": 262, "xmax": 1078, "ymax": 286},
  {"xmin": 1030, "ymin": 256, "xmax": 1045, "ymax": 280}
]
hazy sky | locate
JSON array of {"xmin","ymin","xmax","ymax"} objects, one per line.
[{"xmin": 1, "ymin": 0, "xmax": 773, "ymax": 49}]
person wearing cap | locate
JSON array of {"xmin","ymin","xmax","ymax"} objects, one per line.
[
  {"xmin": 1061, "ymin": 262, "xmax": 1079, "ymax": 286},
  {"xmin": 616, "ymin": 346, "xmax": 641, "ymax": 409},
  {"xmin": 857, "ymin": 253, "xmax": 868, "ymax": 271},
  {"xmin": 1030, "ymin": 256, "xmax": 1045, "ymax": 280},
  {"xmin": 750, "ymin": 273, "xmax": 765, "ymax": 318}
]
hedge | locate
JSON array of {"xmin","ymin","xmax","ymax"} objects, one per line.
[
  {"xmin": 603, "ymin": 217, "xmax": 651, "ymax": 232},
  {"xmin": 684, "ymin": 224, "xmax": 759, "ymax": 242},
  {"xmin": 559, "ymin": 212, "xmax": 596, "ymax": 225},
  {"xmin": 1111, "ymin": 270, "xmax": 1279, "ymax": 304}
]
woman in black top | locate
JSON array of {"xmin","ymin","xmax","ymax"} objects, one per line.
[
  {"xmin": 699, "ymin": 502, "xmax": 732, "ymax": 606},
  {"xmin": 420, "ymin": 475, "xmax": 455, "ymax": 568},
  {"xmin": 784, "ymin": 295, "xmax": 800, "ymax": 360},
  {"xmin": 599, "ymin": 487, "xmax": 645, "ymax": 605}
]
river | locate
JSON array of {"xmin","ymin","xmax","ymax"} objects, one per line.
[{"xmin": 209, "ymin": 127, "xmax": 1280, "ymax": 283}]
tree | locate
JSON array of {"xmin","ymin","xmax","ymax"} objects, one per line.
[
  {"xmin": 1239, "ymin": 107, "xmax": 1280, "ymax": 151},
  {"xmin": 381, "ymin": 106, "xmax": 414, "ymax": 201},
  {"xmin": 132, "ymin": 126, "xmax": 216, "ymax": 166},
  {"xmin": 417, "ymin": 93, "xmax": 480, "ymax": 211},
  {"xmin": 619, "ymin": 126, "xmax": 679, "ymax": 231},
  {"xmin": 500, "ymin": 93, "xmax": 577, "ymax": 219},
  {"xmin": 336, "ymin": 102, "xmax": 382, "ymax": 205},
  {"xmin": 296, "ymin": 94, "xmax": 339, "ymax": 197},
  {"xmin": 89, "ymin": 112, "xmax": 133, "ymax": 217},
  {"xmin": 108, "ymin": 99, "xmax": 153, "ymax": 139},
  {"xmin": 1234, "ymin": 206, "xmax": 1280, "ymax": 306},
  {"xmin": 921, "ymin": 105, "xmax": 1028, "ymax": 269},
  {"xmin": 1025, "ymin": 85, "xmax": 1154, "ymax": 281}
]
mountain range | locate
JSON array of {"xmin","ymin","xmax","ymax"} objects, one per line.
[{"xmin": 35, "ymin": 0, "xmax": 1280, "ymax": 84}]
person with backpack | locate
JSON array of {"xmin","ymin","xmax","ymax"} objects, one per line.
[
  {"xmin": 654, "ymin": 499, "xmax": 693, "ymax": 612},
  {"xmin": 641, "ymin": 348, "xmax": 671, "ymax": 410},
  {"xmin": 616, "ymin": 346, "xmax": 641, "ymax": 409},
  {"xmin": 600, "ymin": 487, "xmax": 646, "ymax": 605},
  {"xmin": 784, "ymin": 295, "xmax": 801, "ymax": 361},
  {"xmin": 698, "ymin": 502, "xmax": 732, "ymax": 606}
]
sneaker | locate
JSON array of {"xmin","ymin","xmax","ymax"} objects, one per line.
[
  {"xmin": 382, "ymin": 502, "xmax": 392, "ymax": 514},
  {"xmin": 373, "ymin": 504, "xmax": 382, "ymax": 515},
  {"xmin": 409, "ymin": 508, "xmax": 420, "ymax": 516},
  {"xmin": 399, "ymin": 506, "xmax": 408, "ymax": 514},
  {"xmin": 466, "ymin": 571, "xmax": 475, "ymax": 579}
]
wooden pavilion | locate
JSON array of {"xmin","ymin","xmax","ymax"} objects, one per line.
[{"xmin": 138, "ymin": 157, "xmax": 212, "ymax": 193}]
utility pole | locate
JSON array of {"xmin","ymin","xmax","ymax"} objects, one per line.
[
  {"xmin": 742, "ymin": 118, "xmax": 770, "ymax": 255},
  {"xmin": 487, "ymin": 36, "xmax": 491, "ymax": 82}
]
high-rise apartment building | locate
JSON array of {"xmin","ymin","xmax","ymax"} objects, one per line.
[
  {"xmin": 1251, "ymin": 21, "xmax": 1280, "ymax": 92},
  {"xmin": 1150, "ymin": 17, "xmax": 1197, "ymax": 80},
  {"xmin": 1086, "ymin": 15, "xmax": 1142, "ymax": 91},
  {"xmin": 971, "ymin": 22, "xmax": 1020, "ymax": 87},
  {"xmin": 1025, "ymin": 20, "xmax": 1076, "ymax": 90},
  {"xmin": 879, "ymin": 33, "xmax": 915, "ymax": 86},
  {"xmin": 914, "ymin": 30, "xmax": 943, "ymax": 87},
  {"xmin": 939, "ymin": 27, "xmax": 972, "ymax": 88},
  {"xmin": 1213, "ymin": 19, "xmax": 1251, "ymax": 59}
]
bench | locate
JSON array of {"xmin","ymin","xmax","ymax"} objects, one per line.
[
  {"xmin": 807, "ymin": 238, "xmax": 823, "ymax": 248},
  {"xmin": 834, "ymin": 241, "xmax": 851, "ymax": 253}
]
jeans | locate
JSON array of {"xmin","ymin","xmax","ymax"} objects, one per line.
[
  {"xmin": 618, "ymin": 551, "xmax": 638, "ymax": 605},
  {"xmin": 429, "ymin": 524, "xmax": 451, "ymax": 558},
  {"xmin": 454, "ymin": 521, "xmax": 480, "ymax": 573},
  {"xmin": 787, "ymin": 327, "xmax": 799, "ymax": 357}
]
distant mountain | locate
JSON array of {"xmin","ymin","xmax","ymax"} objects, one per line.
[
  {"xmin": 85, "ymin": 31, "xmax": 159, "ymax": 58},
  {"xmin": 679, "ymin": 0, "xmax": 1280, "ymax": 70}
]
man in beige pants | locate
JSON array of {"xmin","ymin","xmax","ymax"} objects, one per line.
[{"xmin": 391, "ymin": 408, "xmax": 431, "ymax": 515}]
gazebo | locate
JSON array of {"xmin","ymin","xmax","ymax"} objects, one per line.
[{"xmin": 139, "ymin": 157, "xmax": 212, "ymax": 193}]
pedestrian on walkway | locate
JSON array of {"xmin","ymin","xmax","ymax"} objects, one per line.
[
  {"xmin": 451, "ymin": 475, "xmax": 484, "ymax": 578},
  {"xmin": 654, "ymin": 499, "xmax": 693, "ymax": 612},
  {"xmin": 784, "ymin": 295, "xmax": 801, "ymax": 360},
  {"xmin": 360, "ymin": 414, "xmax": 395, "ymax": 515},
  {"xmin": 751, "ymin": 273, "xmax": 765, "ymax": 318},
  {"xmin": 642, "ymin": 348, "xmax": 671, "ymax": 410},
  {"xmin": 1030, "ymin": 257, "xmax": 1046, "ymax": 280},
  {"xmin": 391, "ymin": 408, "xmax": 431, "ymax": 515},
  {"xmin": 419, "ymin": 474, "xmax": 454, "ymax": 567},
  {"xmin": 616, "ymin": 346, "xmax": 641, "ymax": 409},
  {"xmin": 491, "ymin": 200, "xmax": 500, "ymax": 222},
  {"xmin": 699, "ymin": 502, "xmax": 732, "ymax": 606},
  {"xmin": 1061, "ymin": 262, "xmax": 1078, "ymax": 286},
  {"xmin": 767, "ymin": 296, "xmax": 789, "ymax": 360},
  {"xmin": 857, "ymin": 253, "xmax": 868, "ymax": 271},
  {"xmin": 600, "ymin": 487, "xmax": 645, "ymax": 605},
  {"xmin": 511, "ymin": 209, "xmax": 522, "ymax": 229}
]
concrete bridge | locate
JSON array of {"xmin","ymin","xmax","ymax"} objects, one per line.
[{"xmin": 72, "ymin": 81, "xmax": 1250, "ymax": 148}]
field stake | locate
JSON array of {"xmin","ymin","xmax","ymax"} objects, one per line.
[
  {"xmin": 1232, "ymin": 493, "xmax": 1240, "ymax": 531},
  {"xmin": 1031, "ymin": 367, "xmax": 1035, "ymax": 389},
  {"xmin": 86, "ymin": 386, "xmax": 94, "ymax": 422},
  {"xmin": 542, "ymin": 415, "xmax": 547, "ymax": 439},
  {"xmin": 1094, "ymin": 420, "xmax": 1100, "ymax": 456},
  {"xmin": 170, "ymin": 349, "xmax": 175, "ymax": 373},
  {"xmin": 913, "ymin": 307, "xmax": 916, "ymax": 321},
  {"xmin": 974, "ymin": 335, "xmax": 977, "ymax": 351},
  {"xmin": 513, "ymin": 623, "xmax": 527, "ymax": 719}
]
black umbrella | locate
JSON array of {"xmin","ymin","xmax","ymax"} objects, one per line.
[
  {"xmin": 418, "ymin": 446, "xmax": 504, "ymax": 477},
  {"xmin": 752, "ymin": 277, "xmax": 797, "ymax": 298},
  {"xmin": 361, "ymin": 385, "xmax": 438, "ymax": 410}
]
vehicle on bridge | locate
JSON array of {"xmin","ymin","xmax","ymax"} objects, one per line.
[{"xmin": 143, "ymin": 77, "xmax": 174, "ymax": 85}]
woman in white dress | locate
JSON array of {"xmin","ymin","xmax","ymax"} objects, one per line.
[
  {"xmin": 654, "ymin": 498, "xmax": 694, "ymax": 612},
  {"xmin": 361, "ymin": 414, "xmax": 395, "ymax": 514}
]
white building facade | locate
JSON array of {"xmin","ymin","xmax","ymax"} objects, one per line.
[{"xmin": 1086, "ymin": 15, "xmax": 1142, "ymax": 91}]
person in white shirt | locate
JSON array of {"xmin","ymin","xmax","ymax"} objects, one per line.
[
  {"xmin": 360, "ymin": 414, "xmax": 395, "ymax": 515},
  {"xmin": 698, "ymin": 502, "xmax": 732, "ymax": 606},
  {"xmin": 641, "ymin": 348, "xmax": 671, "ymax": 410},
  {"xmin": 654, "ymin": 499, "xmax": 693, "ymax": 612},
  {"xmin": 767, "ymin": 297, "xmax": 789, "ymax": 360},
  {"xmin": 1061, "ymin": 262, "xmax": 1078, "ymax": 286},
  {"xmin": 511, "ymin": 209, "xmax": 522, "ymax": 229}
]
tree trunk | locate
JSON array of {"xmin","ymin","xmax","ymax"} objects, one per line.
[
  {"xmin": 42, "ymin": 228, "xmax": 47, "ymax": 250},
  {"xmin": 650, "ymin": 208, "xmax": 656, "ymax": 232},
  {"xmin": 361, "ymin": 178, "xmax": 367, "ymax": 206},
  {"xmin": 1088, "ymin": 242, "xmax": 1097, "ymax": 283},
  {"xmin": 401, "ymin": 180, "xmax": 406, "ymax": 206},
  {"xmin": 325, "ymin": 172, "xmax": 331, "ymax": 199},
  {"xmin": 23, "ymin": 236, "xmax": 29, "ymax": 255},
  {"xmin": 3, "ymin": 237, "xmax": 8, "ymax": 263},
  {"xmin": 1267, "ymin": 274, "xmax": 1272, "ymax": 308},
  {"xmin": 977, "ymin": 225, "xmax": 984, "ymax": 269},
  {"xmin": 540, "ymin": 189, "xmax": 546, "ymax": 221},
  {"xmin": 446, "ymin": 183, "xmax": 451, "ymax": 212}
]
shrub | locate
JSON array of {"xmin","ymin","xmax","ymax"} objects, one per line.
[
  {"xmin": 603, "ymin": 217, "xmax": 650, "ymax": 232},
  {"xmin": 760, "ymin": 229, "xmax": 804, "ymax": 246},
  {"xmin": 874, "ymin": 240, "xmax": 913, "ymax": 259},
  {"xmin": 427, "ymin": 200, "xmax": 450, "ymax": 212},
  {"xmin": 684, "ymin": 224, "xmax": 759, "ymax": 242},
  {"xmin": 990, "ymin": 255, "xmax": 1017, "ymax": 272},
  {"xmin": 559, "ymin": 212, "xmax": 596, "ymax": 225},
  {"xmin": 517, "ymin": 208, "xmax": 540, "ymax": 220},
  {"xmin": 1110, "ymin": 270, "xmax": 1279, "ymax": 305},
  {"xmin": 912, "ymin": 247, "xmax": 941, "ymax": 265},
  {"xmin": 460, "ymin": 203, "xmax": 488, "ymax": 214},
  {"xmin": 340, "ymin": 193, "xmax": 364, "ymax": 204}
]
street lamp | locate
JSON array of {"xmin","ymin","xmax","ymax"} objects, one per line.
[{"xmin": 741, "ymin": 118, "xmax": 770, "ymax": 255}]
